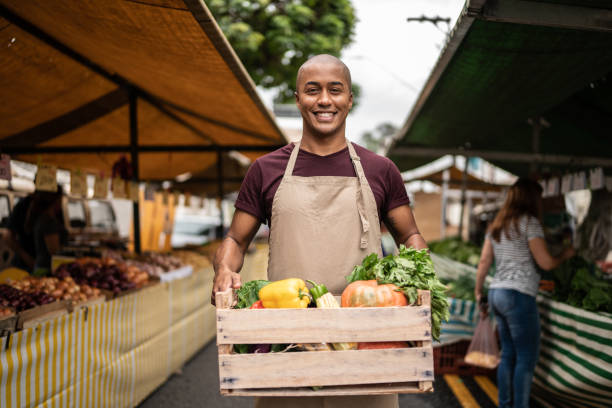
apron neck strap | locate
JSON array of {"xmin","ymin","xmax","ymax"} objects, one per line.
[{"xmin": 283, "ymin": 141, "xmax": 301, "ymax": 178}]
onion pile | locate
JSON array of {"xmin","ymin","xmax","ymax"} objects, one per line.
[
  {"xmin": 9, "ymin": 276, "xmax": 101, "ymax": 303},
  {"xmin": 0, "ymin": 284, "xmax": 55, "ymax": 312}
]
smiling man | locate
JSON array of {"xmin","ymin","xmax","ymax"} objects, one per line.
[{"xmin": 212, "ymin": 55, "xmax": 427, "ymax": 408}]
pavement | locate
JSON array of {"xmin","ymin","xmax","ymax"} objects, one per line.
[{"xmin": 139, "ymin": 341, "xmax": 499, "ymax": 408}]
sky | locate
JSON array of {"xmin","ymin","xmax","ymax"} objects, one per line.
[{"xmin": 259, "ymin": 0, "xmax": 465, "ymax": 145}]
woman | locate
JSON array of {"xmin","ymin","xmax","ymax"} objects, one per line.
[
  {"xmin": 475, "ymin": 178, "xmax": 574, "ymax": 408},
  {"xmin": 25, "ymin": 188, "xmax": 64, "ymax": 276}
]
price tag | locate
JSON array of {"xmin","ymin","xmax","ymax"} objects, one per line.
[
  {"xmin": 0, "ymin": 154, "xmax": 11, "ymax": 181},
  {"xmin": 184, "ymin": 192, "xmax": 191, "ymax": 207},
  {"xmin": 70, "ymin": 169, "xmax": 87, "ymax": 197},
  {"xmin": 128, "ymin": 182, "xmax": 139, "ymax": 202},
  {"xmin": 93, "ymin": 175, "xmax": 108, "ymax": 199},
  {"xmin": 112, "ymin": 178, "xmax": 127, "ymax": 199},
  {"xmin": 546, "ymin": 178, "xmax": 559, "ymax": 197},
  {"xmin": 162, "ymin": 190, "xmax": 169, "ymax": 205},
  {"xmin": 35, "ymin": 164, "xmax": 58, "ymax": 192},
  {"xmin": 572, "ymin": 172, "xmax": 586, "ymax": 191},
  {"xmin": 589, "ymin": 167, "xmax": 604, "ymax": 190},
  {"xmin": 561, "ymin": 174, "xmax": 572, "ymax": 194}
]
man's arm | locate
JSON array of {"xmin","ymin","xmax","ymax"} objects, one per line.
[
  {"xmin": 384, "ymin": 205, "xmax": 428, "ymax": 250},
  {"xmin": 211, "ymin": 209, "xmax": 261, "ymax": 304}
]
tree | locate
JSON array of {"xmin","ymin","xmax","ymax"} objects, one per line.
[
  {"xmin": 208, "ymin": 0, "xmax": 357, "ymax": 104},
  {"xmin": 361, "ymin": 122, "xmax": 398, "ymax": 153}
]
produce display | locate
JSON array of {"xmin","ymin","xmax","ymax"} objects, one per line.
[
  {"xmin": 105, "ymin": 251, "xmax": 186, "ymax": 278},
  {"xmin": 9, "ymin": 276, "xmax": 102, "ymax": 303},
  {"xmin": 0, "ymin": 306, "xmax": 14, "ymax": 317},
  {"xmin": 442, "ymin": 274, "xmax": 477, "ymax": 301},
  {"xmin": 347, "ymin": 245, "xmax": 450, "ymax": 341},
  {"xmin": 428, "ymin": 237, "xmax": 482, "ymax": 266},
  {"xmin": 0, "ymin": 284, "xmax": 55, "ymax": 312},
  {"xmin": 172, "ymin": 250, "xmax": 212, "ymax": 270},
  {"xmin": 54, "ymin": 257, "xmax": 149, "ymax": 295},
  {"xmin": 550, "ymin": 256, "xmax": 612, "ymax": 313}
]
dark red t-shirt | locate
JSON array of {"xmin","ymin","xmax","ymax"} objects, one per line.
[{"xmin": 235, "ymin": 142, "xmax": 410, "ymax": 227}]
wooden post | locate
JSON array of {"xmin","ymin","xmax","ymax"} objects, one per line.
[
  {"xmin": 129, "ymin": 89, "xmax": 141, "ymax": 254},
  {"xmin": 457, "ymin": 156, "xmax": 470, "ymax": 239},
  {"xmin": 216, "ymin": 150, "xmax": 224, "ymax": 239}
]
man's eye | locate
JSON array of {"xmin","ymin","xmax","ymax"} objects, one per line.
[
  {"xmin": 330, "ymin": 88, "xmax": 341, "ymax": 93},
  {"xmin": 306, "ymin": 89, "xmax": 319, "ymax": 94}
]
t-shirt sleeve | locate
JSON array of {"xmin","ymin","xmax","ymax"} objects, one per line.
[
  {"xmin": 38, "ymin": 216, "xmax": 61, "ymax": 236},
  {"xmin": 526, "ymin": 216, "xmax": 545, "ymax": 240},
  {"xmin": 384, "ymin": 159, "xmax": 411, "ymax": 214},
  {"xmin": 235, "ymin": 160, "xmax": 266, "ymax": 223}
]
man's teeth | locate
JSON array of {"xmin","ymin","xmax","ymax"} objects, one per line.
[{"xmin": 316, "ymin": 112, "xmax": 334, "ymax": 118}]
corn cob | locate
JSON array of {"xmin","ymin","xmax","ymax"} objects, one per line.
[{"xmin": 307, "ymin": 280, "xmax": 358, "ymax": 351}]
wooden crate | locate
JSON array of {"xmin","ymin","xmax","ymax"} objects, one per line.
[
  {"xmin": 17, "ymin": 300, "xmax": 70, "ymax": 330},
  {"xmin": 215, "ymin": 289, "xmax": 434, "ymax": 396}
]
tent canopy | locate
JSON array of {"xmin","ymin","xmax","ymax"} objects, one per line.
[
  {"xmin": 0, "ymin": 0, "xmax": 286, "ymax": 181},
  {"xmin": 388, "ymin": 0, "xmax": 612, "ymax": 176}
]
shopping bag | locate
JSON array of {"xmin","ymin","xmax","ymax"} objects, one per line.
[{"xmin": 464, "ymin": 306, "xmax": 500, "ymax": 369}]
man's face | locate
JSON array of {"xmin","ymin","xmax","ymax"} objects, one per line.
[{"xmin": 295, "ymin": 61, "xmax": 353, "ymax": 139}]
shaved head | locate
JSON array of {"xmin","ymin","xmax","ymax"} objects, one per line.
[{"xmin": 296, "ymin": 54, "xmax": 352, "ymax": 92}]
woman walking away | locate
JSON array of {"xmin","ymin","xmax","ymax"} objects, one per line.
[{"xmin": 475, "ymin": 178, "xmax": 574, "ymax": 408}]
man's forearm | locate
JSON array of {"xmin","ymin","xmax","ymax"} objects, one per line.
[
  {"xmin": 403, "ymin": 232, "xmax": 428, "ymax": 250},
  {"xmin": 213, "ymin": 236, "xmax": 246, "ymax": 276}
]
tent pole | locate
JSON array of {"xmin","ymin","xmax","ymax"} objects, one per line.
[
  {"xmin": 216, "ymin": 150, "xmax": 224, "ymax": 239},
  {"xmin": 130, "ymin": 89, "xmax": 142, "ymax": 254},
  {"xmin": 458, "ymin": 156, "xmax": 469, "ymax": 239},
  {"xmin": 440, "ymin": 169, "xmax": 449, "ymax": 238}
]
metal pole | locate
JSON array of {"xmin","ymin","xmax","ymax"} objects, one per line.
[
  {"xmin": 440, "ymin": 169, "xmax": 450, "ymax": 238},
  {"xmin": 129, "ymin": 90, "xmax": 142, "ymax": 254},
  {"xmin": 458, "ymin": 156, "xmax": 469, "ymax": 239},
  {"xmin": 216, "ymin": 150, "xmax": 224, "ymax": 239}
]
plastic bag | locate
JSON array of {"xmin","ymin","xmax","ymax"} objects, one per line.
[{"xmin": 464, "ymin": 307, "xmax": 500, "ymax": 369}]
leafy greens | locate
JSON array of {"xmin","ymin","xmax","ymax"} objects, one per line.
[
  {"xmin": 235, "ymin": 279, "xmax": 270, "ymax": 309},
  {"xmin": 347, "ymin": 245, "xmax": 450, "ymax": 341}
]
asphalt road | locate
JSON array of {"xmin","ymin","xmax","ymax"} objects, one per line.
[{"xmin": 139, "ymin": 341, "xmax": 498, "ymax": 408}]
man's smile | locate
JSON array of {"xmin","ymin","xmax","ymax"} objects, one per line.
[{"xmin": 313, "ymin": 111, "xmax": 337, "ymax": 122}]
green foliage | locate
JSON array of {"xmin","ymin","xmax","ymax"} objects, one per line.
[
  {"xmin": 235, "ymin": 279, "xmax": 270, "ymax": 309},
  {"xmin": 208, "ymin": 0, "xmax": 357, "ymax": 103},
  {"xmin": 551, "ymin": 257, "xmax": 612, "ymax": 313},
  {"xmin": 347, "ymin": 246, "xmax": 450, "ymax": 341},
  {"xmin": 361, "ymin": 122, "xmax": 397, "ymax": 152},
  {"xmin": 428, "ymin": 237, "xmax": 482, "ymax": 266}
]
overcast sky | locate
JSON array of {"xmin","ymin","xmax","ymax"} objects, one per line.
[{"xmin": 259, "ymin": 0, "xmax": 465, "ymax": 144}]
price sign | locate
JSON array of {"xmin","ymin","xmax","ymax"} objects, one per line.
[
  {"xmin": 572, "ymin": 172, "xmax": 586, "ymax": 191},
  {"xmin": 561, "ymin": 174, "xmax": 572, "ymax": 194},
  {"xmin": 35, "ymin": 164, "xmax": 58, "ymax": 192},
  {"xmin": 112, "ymin": 178, "xmax": 127, "ymax": 199},
  {"xmin": 0, "ymin": 154, "xmax": 11, "ymax": 181},
  {"xmin": 184, "ymin": 192, "xmax": 191, "ymax": 207},
  {"xmin": 129, "ymin": 182, "xmax": 139, "ymax": 202},
  {"xmin": 589, "ymin": 167, "xmax": 604, "ymax": 190},
  {"xmin": 93, "ymin": 175, "xmax": 108, "ymax": 199},
  {"xmin": 70, "ymin": 169, "xmax": 87, "ymax": 197}
]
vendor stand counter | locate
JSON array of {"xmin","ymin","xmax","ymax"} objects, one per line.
[
  {"xmin": 0, "ymin": 264, "xmax": 216, "ymax": 408},
  {"xmin": 532, "ymin": 294, "xmax": 612, "ymax": 408}
]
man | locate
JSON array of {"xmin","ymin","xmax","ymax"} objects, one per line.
[
  {"xmin": 212, "ymin": 54, "xmax": 427, "ymax": 408},
  {"xmin": 7, "ymin": 192, "xmax": 36, "ymax": 271}
]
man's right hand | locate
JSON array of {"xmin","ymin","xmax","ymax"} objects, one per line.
[{"xmin": 211, "ymin": 270, "xmax": 242, "ymax": 306}]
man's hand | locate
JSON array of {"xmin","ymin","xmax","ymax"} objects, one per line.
[{"xmin": 211, "ymin": 269, "xmax": 241, "ymax": 305}]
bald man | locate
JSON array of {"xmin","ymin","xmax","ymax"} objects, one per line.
[{"xmin": 212, "ymin": 55, "xmax": 427, "ymax": 408}]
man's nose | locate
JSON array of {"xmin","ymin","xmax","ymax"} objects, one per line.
[{"xmin": 317, "ymin": 89, "xmax": 332, "ymax": 105}]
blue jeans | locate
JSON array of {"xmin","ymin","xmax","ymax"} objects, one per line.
[{"xmin": 489, "ymin": 288, "xmax": 540, "ymax": 408}]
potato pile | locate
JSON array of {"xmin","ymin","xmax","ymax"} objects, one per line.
[
  {"xmin": 0, "ymin": 306, "xmax": 14, "ymax": 317},
  {"xmin": 172, "ymin": 250, "xmax": 212, "ymax": 270},
  {"xmin": 9, "ymin": 276, "xmax": 102, "ymax": 303}
]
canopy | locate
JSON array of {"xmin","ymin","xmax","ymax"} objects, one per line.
[
  {"xmin": 0, "ymin": 0, "xmax": 286, "ymax": 181},
  {"xmin": 388, "ymin": 0, "xmax": 612, "ymax": 176}
]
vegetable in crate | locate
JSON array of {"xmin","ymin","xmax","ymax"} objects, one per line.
[
  {"xmin": 258, "ymin": 278, "xmax": 310, "ymax": 309},
  {"xmin": 347, "ymin": 245, "xmax": 450, "ymax": 341},
  {"xmin": 235, "ymin": 280, "xmax": 270, "ymax": 309},
  {"xmin": 307, "ymin": 280, "xmax": 357, "ymax": 351}
]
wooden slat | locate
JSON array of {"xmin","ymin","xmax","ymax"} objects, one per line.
[
  {"xmin": 216, "ymin": 306, "xmax": 431, "ymax": 344},
  {"xmin": 222, "ymin": 382, "xmax": 427, "ymax": 397},
  {"xmin": 219, "ymin": 348, "xmax": 434, "ymax": 389},
  {"xmin": 215, "ymin": 290, "xmax": 234, "ymax": 356},
  {"xmin": 417, "ymin": 290, "xmax": 434, "ymax": 392}
]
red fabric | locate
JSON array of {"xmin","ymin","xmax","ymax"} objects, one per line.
[{"xmin": 235, "ymin": 142, "xmax": 410, "ymax": 227}]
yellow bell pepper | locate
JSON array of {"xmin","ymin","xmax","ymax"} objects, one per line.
[{"xmin": 258, "ymin": 278, "xmax": 311, "ymax": 308}]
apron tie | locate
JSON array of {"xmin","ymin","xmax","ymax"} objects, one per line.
[{"xmin": 349, "ymin": 143, "xmax": 371, "ymax": 249}]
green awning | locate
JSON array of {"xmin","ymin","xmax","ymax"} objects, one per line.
[{"xmin": 388, "ymin": 0, "xmax": 612, "ymax": 176}]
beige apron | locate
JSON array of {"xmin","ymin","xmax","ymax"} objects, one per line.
[{"xmin": 256, "ymin": 140, "xmax": 398, "ymax": 408}]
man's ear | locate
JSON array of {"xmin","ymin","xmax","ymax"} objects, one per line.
[
  {"xmin": 348, "ymin": 91, "xmax": 354, "ymax": 111},
  {"xmin": 294, "ymin": 91, "xmax": 299, "ymax": 104}
]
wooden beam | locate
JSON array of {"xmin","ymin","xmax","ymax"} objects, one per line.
[{"xmin": 3, "ymin": 145, "xmax": 284, "ymax": 154}]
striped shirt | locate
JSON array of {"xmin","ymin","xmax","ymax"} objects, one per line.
[{"xmin": 487, "ymin": 215, "xmax": 544, "ymax": 297}]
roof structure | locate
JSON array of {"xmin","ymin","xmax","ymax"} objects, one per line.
[
  {"xmin": 387, "ymin": 0, "xmax": 612, "ymax": 176},
  {"xmin": 0, "ymin": 0, "xmax": 286, "ymax": 181}
]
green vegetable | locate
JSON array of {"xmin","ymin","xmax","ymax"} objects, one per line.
[
  {"xmin": 347, "ymin": 245, "xmax": 450, "ymax": 341},
  {"xmin": 235, "ymin": 280, "xmax": 270, "ymax": 309},
  {"xmin": 429, "ymin": 237, "xmax": 481, "ymax": 266}
]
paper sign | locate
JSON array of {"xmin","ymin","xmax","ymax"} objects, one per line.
[
  {"xmin": 35, "ymin": 164, "xmax": 58, "ymax": 192},
  {"xmin": 93, "ymin": 175, "xmax": 108, "ymax": 199},
  {"xmin": 112, "ymin": 178, "xmax": 127, "ymax": 199},
  {"xmin": 589, "ymin": 168, "xmax": 604, "ymax": 190},
  {"xmin": 0, "ymin": 154, "xmax": 11, "ymax": 181},
  {"xmin": 70, "ymin": 169, "xmax": 87, "ymax": 197},
  {"xmin": 561, "ymin": 174, "xmax": 572, "ymax": 194},
  {"xmin": 184, "ymin": 192, "xmax": 191, "ymax": 207},
  {"xmin": 572, "ymin": 172, "xmax": 586, "ymax": 191},
  {"xmin": 546, "ymin": 178, "xmax": 559, "ymax": 197},
  {"xmin": 129, "ymin": 182, "xmax": 139, "ymax": 202}
]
